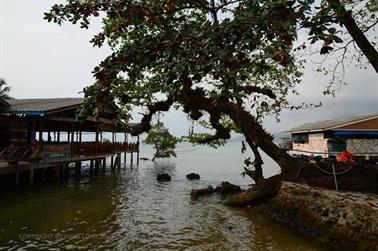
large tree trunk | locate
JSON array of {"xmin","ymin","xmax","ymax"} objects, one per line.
[
  {"xmin": 219, "ymin": 102, "xmax": 299, "ymax": 206},
  {"xmin": 221, "ymin": 101, "xmax": 299, "ymax": 181},
  {"xmin": 327, "ymin": 0, "xmax": 378, "ymax": 73}
]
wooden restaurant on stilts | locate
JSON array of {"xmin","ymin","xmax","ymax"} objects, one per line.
[{"xmin": 0, "ymin": 97, "xmax": 140, "ymax": 186}]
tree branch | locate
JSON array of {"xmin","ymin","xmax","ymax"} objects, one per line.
[
  {"xmin": 326, "ymin": 0, "xmax": 378, "ymax": 72},
  {"xmin": 129, "ymin": 97, "xmax": 174, "ymax": 136}
]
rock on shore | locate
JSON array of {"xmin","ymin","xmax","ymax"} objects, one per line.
[
  {"xmin": 157, "ymin": 173, "xmax": 171, "ymax": 182},
  {"xmin": 190, "ymin": 182, "xmax": 242, "ymax": 199},
  {"xmin": 255, "ymin": 182, "xmax": 378, "ymax": 251},
  {"xmin": 186, "ymin": 173, "xmax": 200, "ymax": 180},
  {"xmin": 190, "ymin": 186, "xmax": 214, "ymax": 199},
  {"xmin": 215, "ymin": 181, "xmax": 242, "ymax": 194}
]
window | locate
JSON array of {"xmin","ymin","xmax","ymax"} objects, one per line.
[{"xmin": 292, "ymin": 133, "xmax": 309, "ymax": 144}]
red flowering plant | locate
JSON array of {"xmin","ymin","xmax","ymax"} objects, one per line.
[{"xmin": 337, "ymin": 150, "xmax": 355, "ymax": 164}]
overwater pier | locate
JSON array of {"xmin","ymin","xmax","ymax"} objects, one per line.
[{"xmin": 0, "ymin": 98, "xmax": 140, "ymax": 186}]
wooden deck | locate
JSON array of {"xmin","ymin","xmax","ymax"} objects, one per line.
[
  {"xmin": 0, "ymin": 148, "xmax": 139, "ymax": 186},
  {"xmin": 1, "ymin": 154, "xmax": 111, "ymax": 175}
]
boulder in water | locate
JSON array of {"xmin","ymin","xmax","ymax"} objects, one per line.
[
  {"xmin": 157, "ymin": 173, "xmax": 171, "ymax": 182},
  {"xmin": 190, "ymin": 186, "xmax": 215, "ymax": 199},
  {"xmin": 223, "ymin": 175, "xmax": 282, "ymax": 206},
  {"xmin": 140, "ymin": 157, "xmax": 149, "ymax": 161},
  {"xmin": 186, "ymin": 173, "xmax": 200, "ymax": 180},
  {"xmin": 215, "ymin": 181, "xmax": 242, "ymax": 194}
]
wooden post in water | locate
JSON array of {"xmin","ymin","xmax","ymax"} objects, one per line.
[
  {"xmin": 118, "ymin": 153, "xmax": 121, "ymax": 169},
  {"xmin": 55, "ymin": 165, "xmax": 60, "ymax": 180},
  {"xmin": 15, "ymin": 166, "xmax": 19, "ymax": 185},
  {"xmin": 102, "ymin": 158, "xmax": 106, "ymax": 171},
  {"xmin": 74, "ymin": 162, "xmax": 77, "ymax": 176},
  {"xmin": 95, "ymin": 159, "xmax": 99, "ymax": 173},
  {"xmin": 90, "ymin": 159, "xmax": 94, "ymax": 173},
  {"xmin": 66, "ymin": 163, "xmax": 70, "ymax": 176},
  {"xmin": 75, "ymin": 161, "xmax": 81, "ymax": 176},
  {"xmin": 124, "ymin": 133, "xmax": 127, "ymax": 165},
  {"xmin": 131, "ymin": 152, "xmax": 134, "ymax": 166},
  {"xmin": 62, "ymin": 163, "xmax": 67, "ymax": 176},
  {"xmin": 29, "ymin": 168, "xmax": 34, "ymax": 184},
  {"xmin": 137, "ymin": 135, "xmax": 140, "ymax": 166},
  {"xmin": 113, "ymin": 155, "xmax": 117, "ymax": 169},
  {"xmin": 111, "ymin": 156, "xmax": 114, "ymax": 170},
  {"xmin": 60, "ymin": 165, "xmax": 63, "ymax": 178}
]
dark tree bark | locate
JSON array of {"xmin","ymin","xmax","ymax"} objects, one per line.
[
  {"xmin": 223, "ymin": 175, "xmax": 282, "ymax": 206},
  {"xmin": 327, "ymin": 0, "xmax": 378, "ymax": 73},
  {"xmin": 219, "ymin": 101, "xmax": 299, "ymax": 181},
  {"xmin": 244, "ymin": 138, "xmax": 264, "ymax": 184}
]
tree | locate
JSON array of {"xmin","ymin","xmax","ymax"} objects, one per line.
[
  {"xmin": 144, "ymin": 122, "xmax": 180, "ymax": 161},
  {"xmin": 45, "ymin": 0, "xmax": 377, "ymax": 205},
  {"xmin": 0, "ymin": 79, "xmax": 13, "ymax": 100}
]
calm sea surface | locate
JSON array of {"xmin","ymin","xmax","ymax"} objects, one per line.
[{"xmin": 0, "ymin": 142, "xmax": 328, "ymax": 250}]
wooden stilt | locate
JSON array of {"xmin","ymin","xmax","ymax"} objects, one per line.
[
  {"xmin": 118, "ymin": 153, "xmax": 121, "ymax": 168},
  {"xmin": 95, "ymin": 159, "xmax": 99, "ymax": 173},
  {"xmin": 15, "ymin": 167, "xmax": 19, "ymax": 185},
  {"xmin": 131, "ymin": 152, "xmax": 134, "ymax": 166},
  {"xmin": 102, "ymin": 158, "xmax": 106, "ymax": 171},
  {"xmin": 66, "ymin": 163, "xmax": 70, "ymax": 176},
  {"xmin": 137, "ymin": 151, "xmax": 140, "ymax": 166},
  {"xmin": 62, "ymin": 164, "xmax": 67, "ymax": 176},
  {"xmin": 124, "ymin": 152, "xmax": 127, "ymax": 166},
  {"xmin": 29, "ymin": 168, "xmax": 34, "ymax": 184},
  {"xmin": 90, "ymin": 160, "xmax": 94, "ymax": 173},
  {"xmin": 75, "ymin": 161, "xmax": 81, "ymax": 176},
  {"xmin": 114, "ymin": 155, "xmax": 118, "ymax": 169},
  {"xmin": 58, "ymin": 165, "xmax": 61, "ymax": 178},
  {"xmin": 55, "ymin": 166, "xmax": 60, "ymax": 180},
  {"xmin": 111, "ymin": 156, "xmax": 114, "ymax": 170}
]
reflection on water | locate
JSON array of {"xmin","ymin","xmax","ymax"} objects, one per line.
[{"xmin": 0, "ymin": 143, "xmax": 328, "ymax": 250}]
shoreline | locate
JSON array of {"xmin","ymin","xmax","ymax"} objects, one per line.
[{"xmin": 253, "ymin": 182, "xmax": 378, "ymax": 251}]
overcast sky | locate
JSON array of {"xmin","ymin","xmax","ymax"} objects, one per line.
[{"xmin": 1, "ymin": 0, "xmax": 377, "ymax": 136}]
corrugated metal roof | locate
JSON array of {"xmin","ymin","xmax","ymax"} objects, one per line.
[
  {"xmin": 1, "ymin": 98, "xmax": 84, "ymax": 114},
  {"xmin": 0, "ymin": 98, "xmax": 141, "ymax": 129},
  {"xmin": 290, "ymin": 114, "xmax": 378, "ymax": 133}
]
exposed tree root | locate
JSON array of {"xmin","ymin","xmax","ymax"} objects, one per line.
[{"xmin": 223, "ymin": 175, "xmax": 282, "ymax": 207}]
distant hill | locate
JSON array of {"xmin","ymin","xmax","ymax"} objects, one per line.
[
  {"xmin": 229, "ymin": 131, "xmax": 291, "ymax": 143},
  {"xmin": 274, "ymin": 131, "xmax": 291, "ymax": 140}
]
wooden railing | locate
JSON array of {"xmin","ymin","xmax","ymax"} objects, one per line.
[
  {"xmin": 0, "ymin": 142, "xmax": 139, "ymax": 163},
  {"xmin": 115, "ymin": 142, "xmax": 139, "ymax": 152},
  {"xmin": 72, "ymin": 142, "xmax": 139, "ymax": 157},
  {"xmin": 0, "ymin": 145, "xmax": 41, "ymax": 163},
  {"xmin": 72, "ymin": 142, "xmax": 114, "ymax": 156}
]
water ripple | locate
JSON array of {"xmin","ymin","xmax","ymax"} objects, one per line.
[{"xmin": 0, "ymin": 143, "xmax": 328, "ymax": 250}]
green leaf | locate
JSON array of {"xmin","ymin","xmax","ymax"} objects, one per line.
[{"xmin": 320, "ymin": 45, "xmax": 333, "ymax": 54}]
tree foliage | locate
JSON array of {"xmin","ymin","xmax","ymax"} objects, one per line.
[
  {"xmin": 144, "ymin": 122, "xmax": 180, "ymax": 161},
  {"xmin": 44, "ymin": 0, "xmax": 377, "ymax": 187},
  {"xmin": 0, "ymin": 79, "xmax": 13, "ymax": 100}
]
